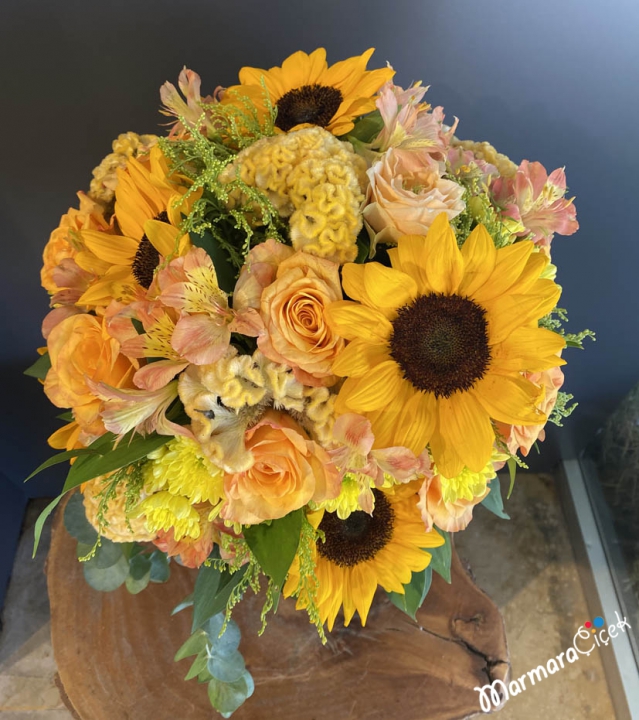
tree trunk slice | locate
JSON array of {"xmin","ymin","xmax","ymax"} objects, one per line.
[{"xmin": 48, "ymin": 500, "xmax": 509, "ymax": 720}]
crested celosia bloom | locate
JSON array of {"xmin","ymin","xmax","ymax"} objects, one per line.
[
  {"xmin": 221, "ymin": 410, "xmax": 341, "ymax": 525},
  {"xmin": 221, "ymin": 126, "xmax": 367, "ymax": 263},
  {"xmin": 362, "ymin": 148, "xmax": 466, "ymax": 247},
  {"xmin": 492, "ymin": 160, "xmax": 579, "ymax": 249}
]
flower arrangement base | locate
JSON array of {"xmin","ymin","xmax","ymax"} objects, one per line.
[{"xmin": 48, "ymin": 504, "xmax": 510, "ymax": 719}]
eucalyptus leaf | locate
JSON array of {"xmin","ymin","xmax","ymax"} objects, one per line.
[
  {"xmin": 24, "ymin": 352, "xmax": 51, "ymax": 380},
  {"xmin": 207, "ymin": 672, "xmax": 254, "ymax": 716},
  {"xmin": 243, "ymin": 509, "xmax": 303, "ymax": 590},
  {"xmin": 389, "ymin": 565, "xmax": 433, "ymax": 621},
  {"xmin": 64, "ymin": 492, "xmax": 99, "ymax": 545},
  {"xmin": 87, "ymin": 539, "xmax": 124, "ymax": 570},
  {"xmin": 481, "ymin": 477, "xmax": 510, "ymax": 520},
  {"xmin": 125, "ymin": 569, "xmax": 151, "ymax": 595},
  {"xmin": 207, "ymin": 650, "xmax": 246, "ymax": 683},
  {"xmin": 172, "ymin": 593, "xmax": 194, "ymax": 616},
  {"xmin": 125, "ymin": 553, "xmax": 152, "ymax": 594},
  {"xmin": 174, "ymin": 629, "xmax": 208, "ymax": 661},
  {"xmin": 204, "ymin": 615, "xmax": 241, "ymax": 656},
  {"xmin": 83, "ymin": 554, "xmax": 129, "ymax": 592},
  {"xmin": 429, "ymin": 531, "xmax": 452, "ymax": 584},
  {"xmin": 185, "ymin": 650, "xmax": 210, "ymax": 681},
  {"xmin": 149, "ymin": 550, "xmax": 171, "ymax": 583}
]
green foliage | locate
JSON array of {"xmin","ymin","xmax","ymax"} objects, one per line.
[
  {"xmin": 149, "ymin": 549, "xmax": 171, "ymax": 583},
  {"xmin": 539, "ymin": 308, "xmax": 595, "ymax": 349},
  {"xmin": 549, "ymin": 391, "xmax": 578, "ymax": 427},
  {"xmin": 449, "ymin": 177, "xmax": 514, "ymax": 249},
  {"xmin": 389, "ymin": 566, "xmax": 433, "ymax": 620},
  {"xmin": 506, "ymin": 457, "xmax": 518, "ymax": 499},
  {"xmin": 347, "ymin": 111, "xmax": 384, "ymax": 143},
  {"xmin": 564, "ymin": 329, "xmax": 596, "ymax": 349},
  {"xmin": 428, "ymin": 530, "xmax": 452, "ymax": 584},
  {"xmin": 481, "ymin": 477, "xmax": 510, "ymax": 520},
  {"xmin": 192, "ymin": 560, "xmax": 249, "ymax": 632},
  {"xmin": 243, "ymin": 509, "xmax": 303, "ymax": 591},
  {"xmin": 25, "ymin": 447, "xmax": 99, "ymax": 483},
  {"xmin": 24, "ymin": 352, "xmax": 51, "ymax": 380}
]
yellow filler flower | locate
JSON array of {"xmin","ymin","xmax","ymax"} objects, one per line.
[
  {"xmin": 226, "ymin": 48, "xmax": 394, "ymax": 136},
  {"xmin": 326, "ymin": 213, "xmax": 565, "ymax": 478},
  {"xmin": 285, "ymin": 485, "xmax": 443, "ymax": 631}
]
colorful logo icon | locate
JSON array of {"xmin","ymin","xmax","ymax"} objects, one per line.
[{"xmin": 584, "ymin": 616, "xmax": 605, "ymax": 634}]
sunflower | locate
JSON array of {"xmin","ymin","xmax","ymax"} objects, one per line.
[
  {"xmin": 284, "ymin": 485, "xmax": 443, "ymax": 630},
  {"xmin": 225, "ymin": 48, "xmax": 394, "ymax": 136},
  {"xmin": 325, "ymin": 213, "xmax": 565, "ymax": 478},
  {"xmin": 75, "ymin": 145, "xmax": 198, "ymax": 306}
]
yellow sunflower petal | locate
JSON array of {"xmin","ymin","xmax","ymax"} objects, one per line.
[
  {"xmin": 459, "ymin": 224, "xmax": 497, "ymax": 296},
  {"xmin": 472, "ymin": 241, "xmax": 534, "ymax": 305},
  {"xmin": 491, "ymin": 326, "xmax": 567, "ymax": 373},
  {"xmin": 423, "ymin": 213, "xmax": 464, "ymax": 294},
  {"xmin": 341, "ymin": 263, "xmax": 371, "ymax": 306},
  {"xmin": 321, "ymin": 48, "xmax": 375, "ymax": 92},
  {"xmin": 350, "ymin": 564, "xmax": 378, "ymax": 626},
  {"xmin": 80, "ymin": 230, "xmax": 138, "ymax": 264},
  {"xmin": 363, "ymin": 263, "xmax": 418, "ymax": 310},
  {"xmin": 336, "ymin": 360, "xmax": 404, "ymax": 411},
  {"xmin": 436, "ymin": 392, "xmax": 495, "ymax": 475},
  {"xmin": 472, "ymin": 373, "xmax": 546, "ymax": 425},
  {"xmin": 390, "ymin": 234, "xmax": 431, "ymax": 292},
  {"xmin": 331, "ymin": 339, "xmax": 391, "ymax": 378},
  {"xmin": 325, "ymin": 301, "xmax": 393, "ymax": 343},
  {"xmin": 505, "ymin": 251, "xmax": 548, "ymax": 295},
  {"xmin": 143, "ymin": 219, "xmax": 181, "ymax": 257},
  {"xmin": 397, "ymin": 390, "xmax": 437, "ymax": 456}
]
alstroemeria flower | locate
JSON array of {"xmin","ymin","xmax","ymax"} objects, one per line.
[
  {"xmin": 492, "ymin": 160, "xmax": 579, "ymax": 249},
  {"xmin": 160, "ymin": 67, "xmax": 217, "ymax": 138}
]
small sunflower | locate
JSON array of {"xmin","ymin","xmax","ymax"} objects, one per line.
[
  {"xmin": 75, "ymin": 146, "xmax": 199, "ymax": 306},
  {"xmin": 284, "ymin": 485, "xmax": 443, "ymax": 630},
  {"xmin": 226, "ymin": 48, "xmax": 394, "ymax": 136},
  {"xmin": 325, "ymin": 213, "xmax": 565, "ymax": 478}
]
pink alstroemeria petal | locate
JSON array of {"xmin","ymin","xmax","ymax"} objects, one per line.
[
  {"xmin": 134, "ymin": 359, "xmax": 190, "ymax": 391},
  {"xmin": 171, "ymin": 315, "xmax": 231, "ymax": 365}
]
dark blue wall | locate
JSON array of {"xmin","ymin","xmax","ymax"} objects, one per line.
[{"xmin": 1, "ymin": 0, "xmax": 637, "ymax": 494}]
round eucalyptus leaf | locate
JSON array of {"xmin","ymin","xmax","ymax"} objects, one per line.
[
  {"xmin": 125, "ymin": 569, "xmax": 151, "ymax": 595},
  {"xmin": 83, "ymin": 554, "xmax": 129, "ymax": 592},
  {"xmin": 204, "ymin": 615, "xmax": 241, "ymax": 656},
  {"xmin": 149, "ymin": 550, "xmax": 171, "ymax": 583},
  {"xmin": 64, "ymin": 492, "xmax": 98, "ymax": 545},
  {"xmin": 207, "ymin": 671, "xmax": 253, "ymax": 715},
  {"xmin": 90, "ymin": 538, "xmax": 124, "ymax": 569},
  {"xmin": 207, "ymin": 649, "xmax": 246, "ymax": 683}
]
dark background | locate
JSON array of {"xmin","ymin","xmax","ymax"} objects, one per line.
[{"xmin": 1, "ymin": 0, "xmax": 638, "ymax": 605}]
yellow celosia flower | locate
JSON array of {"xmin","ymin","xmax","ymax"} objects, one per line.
[
  {"xmin": 326, "ymin": 213, "xmax": 565, "ymax": 478},
  {"xmin": 452, "ymin": 139, "xmax": 518, "ymax": 179},
  {"xmin": 221, "ymin": 126, "xmax": 367, "ymax": 264},
  {"xmin": 137, "ymin": 492, "xmax": 202, "ymax": 541},
  {"xmin": 226, "ymin": 47, "xmax": 394, "ymax": 136},
  {"xmin": 144, "ymin": 436, "xmax": 225, "ymax": 506}
]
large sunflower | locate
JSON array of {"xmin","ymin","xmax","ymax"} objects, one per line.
[
  {"xmin": 75, "ymin": 146, "xmax": 198, "ymax": 306},
  {"xmin": 225, "ymin": 48, "xmax": 394, "ymax": 136},
  {"xmin": 284, "ymin": 485, "xmax": 443, "ymax": 630},
  {"xmin": 325, "ymin": 213, "xmax": 565, "ymax": 478}
]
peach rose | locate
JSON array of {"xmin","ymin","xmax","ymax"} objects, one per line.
[
  {"xmin": 44, "ymin": 313, "xmax": 135, "ymax": 439},
  {"xmin": 255, "ymin": 250, "xmax": 345, "ymax": 387},
  {"xmin": 497, "ymin": 365, "xmax": 564, "ymax": 457},
  {"xmin": 221, "ymin": 410, "xmax": 340, "ymax": 525},
  {"xmin": 362, "ymin": 148, "xmax": 465, "ymax": 247}
]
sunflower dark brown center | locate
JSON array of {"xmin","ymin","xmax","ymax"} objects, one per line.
[
  {"xmin": 317, "ymin": 490, "xmax": 394, "ymax": 568},
  {"xmin": 275, "ymin": 84, "xmax": 343, "ymax": 132},
  {"xmin": 390, "ymin": 293, "xmax": 491, "ymax": 398},
  {"xmin": 131, "ymin": 211, "xmax": 168, "ymax": 289}
]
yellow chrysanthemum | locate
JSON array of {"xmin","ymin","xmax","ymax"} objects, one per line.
[
  {"xmin": 284, "ymin": 484, "xmax": 443, "ymax": 630},
  {"xmin": 325, "ymin": 213, "xmax": 566, "ymax": 478},
  {"xmin": 136, "ymin": 492, "xmax": 202, "ymax": 541},
  {"xmin": 75, "ymin": 145, "xmax": 199, "ymax": 307},
  {"xmin": 437, "ymin": 450, "xmax": 507, "ymax": 505},
  {"xmin": 221, "ymin": 126, "xmax": 366, "ymax": 263},
  {"xmin": 144, "ymin": 436, "xmax": 225, "ymax": 506},
  {"xmin": 226, "ymin": 48, "xmax": 394, "ymax": 137}
]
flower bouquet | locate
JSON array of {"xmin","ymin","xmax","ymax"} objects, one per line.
[{"xmin": 27, "ymin": 48, "xmax": 590, "ymax": 716}]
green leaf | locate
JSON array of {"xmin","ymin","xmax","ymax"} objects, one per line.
[
  {"xmin": 57, "ymin": 411, "xmax": 75, "ymax": 422},
  {"xmin": 149, "ymin": 550, "xmax": 171, "ymax": 583},
  {"xmin": 506, "ymin": 458, "xmax": 517, "ymax": 499},
  {"xmin": 192, "ymin": 563, "xmax": 222, "ymax": 632},
  {"xmin": 190, "ymin": 230, "xmax": 237, "ymax": 294},
  {"xmin": 175, "ymin": 629, "xmax": 208, "ymax": 661},
  {"xmin": 85, "ymin": 539, "xmax": 123, "ymax": 570},
  {"xmin": 185, "ymin": 650, "xmax": 210, "ymax": 681},
  {"xmin": 481, "ymin": 477, "xmax": 510, "ymax": 520},
  {"xmin": 32, "ymin": 496, "xmax": 63, "ymax": 558},
  {"xmin": 63, "ymin": 432, "xmax": 169, "ymax": 492},
  {"xmin": 201, "ymin": 568, "xmax": 248, "ymax": 629},
  {"xmin": 83, "ymin": 554, "xmax": 129, "ymax": 592},
  {"xmin": 207, "ymin": 650, "xmax": 245, "ymax": 683},
  {"xmin": 429, "ymin": 531, "xmax": 452, "ymax": 584},
  {"xmin": 347, "ymin": 111, "xmax": 383, "ymax": 143},
  {"xmin": 172, "ymin": 593, "xmax": 194, "ymax": 616},
  {"xmin": 389, "ymin": 566, "xmax": 433, "ymax": 621},
  {"xmin": 24, "ymin": 352, "xmax": 51, "ymax": 380},
  {"xmin": 207, "ymin": 672, "xmax": 254, "ymax": 716},
  {"xmin": 131, "ymin": 318, "xmax": 145, "ymax": 335},
  {"xmin": 25, "ymin": 447, "xmax": 99, "ymax": 483},
  {"xmin": 64, "ymin": 492, "xmax": 99, "ymax": 545},
  {"xmin": 243, "ymin": 509, "xmax": 303, "ymax": 590},
  {"xmin": 204, "ymin": 615, "xmax": 241, "ymax": 656},
  {"xmin": 125, "ymin": 553, "xmax": 152, "ymax": 594}
]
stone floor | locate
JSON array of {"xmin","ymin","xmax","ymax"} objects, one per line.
[{"xmin": 0, "ymin": 475, "xmax": 619, "ymax": 719}]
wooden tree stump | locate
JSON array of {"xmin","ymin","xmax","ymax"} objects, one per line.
[{"xmin": 47, "ymin": 502, "xmax": 509, "ymax": 719}]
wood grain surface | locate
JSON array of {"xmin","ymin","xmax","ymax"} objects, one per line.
[{"xmin": 48, "ymin": 499, "xmax": 509, "ymax": 720}]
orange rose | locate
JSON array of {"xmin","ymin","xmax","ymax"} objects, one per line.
[
  {"xmin": 257, "ymin": 251, "xmax": 345, "ymax": 387},
  {"xmin": 44, "ymin": 313, "xmax": 135, "ymax": 439},
  {"xmin": 221, "ymin": 410, "xmax": 340, "ymax": 525}
]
